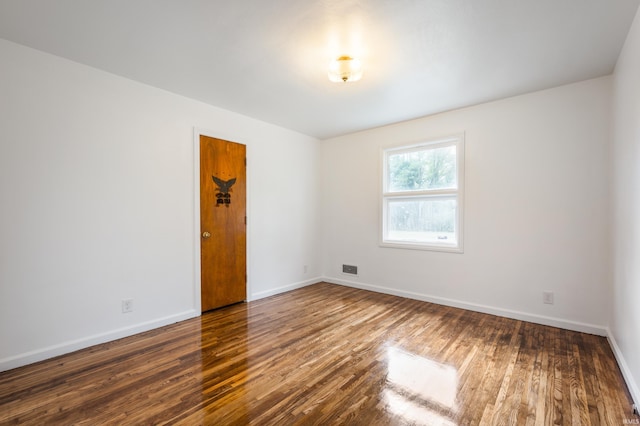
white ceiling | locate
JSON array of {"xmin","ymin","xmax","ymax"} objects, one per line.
[{"xmin": 1, "ymin": 0, "xmax": 638, "ymax": 139}]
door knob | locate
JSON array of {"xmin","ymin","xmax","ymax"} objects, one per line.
[{"xmin": 202, "ymin": 231, "xmax": 211, "ymax": 239}]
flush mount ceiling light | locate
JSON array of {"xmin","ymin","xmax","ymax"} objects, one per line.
[{"xmin": 328, "ymin": 56, "xmax": 363, "ymax": 83}]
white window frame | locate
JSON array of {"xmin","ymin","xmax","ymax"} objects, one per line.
[{"xmin": 380, "ymin": 134, "xmax": 464, "ymax": 253}]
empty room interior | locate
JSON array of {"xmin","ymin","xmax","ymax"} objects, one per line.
[{"xmin": 2, "ymin": 1, "xmax": 640, "ymax": 424}]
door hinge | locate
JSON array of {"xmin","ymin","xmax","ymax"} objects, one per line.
[{"xmin": 244, "ymin": 216, "xmax": 247, "ymax": 225}]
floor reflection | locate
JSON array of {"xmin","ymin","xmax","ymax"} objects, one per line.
[
  {"xmin": 197, "ymin": 304, "xmax": 250, "ymax": 425},
  {"xmin": 383, "ymin": 346, "xmax": 459, "ymax": 425}
]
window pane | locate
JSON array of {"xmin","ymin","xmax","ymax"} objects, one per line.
[
  {"xmin": 388, "ymin": 146, "xmax": 457, "ymax": 192},
  {"xmin": 386, "ymin": 198, "xmax": 457, "ymax": 243}
]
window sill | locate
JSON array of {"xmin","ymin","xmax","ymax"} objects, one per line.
[{"xmin": 380, "ymin": 240, "xmax": 464, "ymax": 253}]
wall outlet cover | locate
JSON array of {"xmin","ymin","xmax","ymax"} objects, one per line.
[{"xmin": 122, "ymin": 299, "xmax": 133, "ymax": 313}]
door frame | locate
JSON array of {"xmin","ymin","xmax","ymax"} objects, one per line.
[{"xmin": 192, "ymin": 128, "xmax": 251, "ymax": 313}]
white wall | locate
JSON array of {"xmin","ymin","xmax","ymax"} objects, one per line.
[
  {"xmin": 611, "ymin": 7, "xmax": 640, "ymax": 407},
  {"xmin": 320, "ymin": 77, "xmax": 612, "ymax": 335},
  {"xmin": 0, "ymin": 39, "xmax": 320, "ymax": 371}
]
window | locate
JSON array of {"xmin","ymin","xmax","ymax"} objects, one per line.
[{"xmin": 381, "ymin": 135, "xmax": 464, "ymax": 252}]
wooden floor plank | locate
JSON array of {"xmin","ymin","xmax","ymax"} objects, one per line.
[{"xmin": 0, "ymin": 282, "xmax": 637, "ymax": 425}]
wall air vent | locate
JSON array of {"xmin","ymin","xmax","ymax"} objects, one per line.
[{"xmin": 342, "ymin": 264, "xmax": 358, "ymax": 275}]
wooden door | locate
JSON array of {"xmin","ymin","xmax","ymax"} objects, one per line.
[{"xmin": 200, "ymin": 135, "xmax": 246, "ymax": 312}]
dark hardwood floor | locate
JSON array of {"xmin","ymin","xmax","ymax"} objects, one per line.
[{"xmin": 1, "ymin": 282, "xmax": 637, "ymax": 425}]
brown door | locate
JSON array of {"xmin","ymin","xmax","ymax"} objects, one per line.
[{"xmin": 200, "ymin": 135, "xmax": 246, "ymax": 312}]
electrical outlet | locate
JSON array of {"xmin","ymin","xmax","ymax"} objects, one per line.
[
  {"xmin": 543, "ymin": 291, "xmax": 554, "ymax": 305},
  {"xmin": 304, "ymin": 265, "xmax": 308, "ymax": 274},
  {"xmin": 122, "ymin": 299, "xmax": 133, "ymax": 313}
]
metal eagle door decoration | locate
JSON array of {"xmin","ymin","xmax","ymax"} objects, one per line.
[{"xmin": 213, "ymin": 176, "xmax": 236, "ymax": 206}]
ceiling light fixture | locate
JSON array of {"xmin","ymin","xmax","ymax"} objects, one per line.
[{"xmin": 328, "ymin": 56, "xmax": 363, "ymax": 83}]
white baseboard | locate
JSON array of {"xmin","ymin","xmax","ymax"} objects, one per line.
[
  {"xmin": 323, "ymin": 276, "xmax": 608, "ymax": 336},
  {"xmin": 0, "ymin": 309, "xmax": 199, "ymax": 372},
  {"xmin": 250, "ymin": 277, "xmax": 321, "ymax": 301},
  {"xmin": 607, "ymin": 328, "xmax": 640, "ymax": 408}
]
